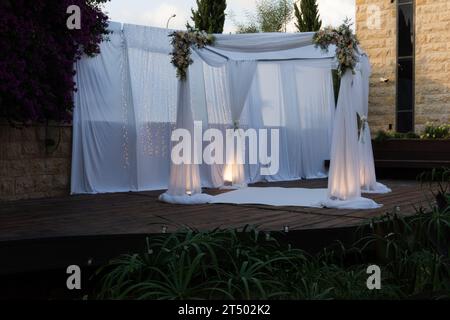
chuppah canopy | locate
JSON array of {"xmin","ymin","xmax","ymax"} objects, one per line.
[
  {"xmin": 72, "ymin": 22, "xmax": 390, "ymax": 210},
  {"xmin": 72, "ymin": 24, "xmax": 335, "ymax": 194},
  {"xmin": 159, "ymin": 28, "xmax": 390, "ymax": 208}
]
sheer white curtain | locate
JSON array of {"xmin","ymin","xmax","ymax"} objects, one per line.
[
  {"xmin": 224, "ymin": 61, "xmax": 257, "ymax": 187},
  {"xmin": 358, "ymin": 55, "xmax": 391, "ymax": 194},
  {"xmin": 166, "ymin": 71, "xmax": 202, "ymax": 196},
  {"xmin": 124, "ymin": 24, "xmax": 177, "ymax": 191},
  {"xmin": 326, "ymin": 63, "xmax": 385, "ymax": 209},
  {"xmin": 72, "ymin": 22, "xmax": 138, "ymax": 194},
  {"xmin": 212, "ymin": 32, "xmax": 315, "ymax": 52},
  {"xmin": 246, "ymin": 62, "xmax": 334, "ymax": 182},
  {"xmin": 200, "ymin": 61, "xmax": 335, "ymax": 186},
  {"xmin": 327, "ymin": 70, "xmax": 362, "ymax": 200},
  {"xmin": 286, "ymin": 64, "xmax": 335, "ymax": 179}
]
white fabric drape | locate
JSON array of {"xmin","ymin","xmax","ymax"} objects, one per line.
[
  {"xmin": 200, "ymin": 61, "xmax": 334, "ymax": 186},
  {"xmin": 72, "ymin": 22, "xmax": 138, "ymax": 194},
  {"xmin": 227, "ymin": 61, "xmax": 257, "ymax": 123},
  {"xmin": 326, "ymin": 63, "xmax": 386, "ymax": 209},
  {"xmin": 166, "ymin": 72, "xmax": 202, "ymax": 196},
  {"xmin": 212, "ymin": 32, "xmax": 316, "ymax": 52},
  {"xmin": 327, "ymin": 71, "xmax": 361, "ymax": 201},
  {"xmin": 125, "ymin": 25, "xmax": 177, "ymax": 191},
  {"xmin": 358, "ymin": 55, "xmax": 391, "ymax": 194},
  {"xmin": 224, "ymin": 60, "xmax": 257, "ymax": 187}
]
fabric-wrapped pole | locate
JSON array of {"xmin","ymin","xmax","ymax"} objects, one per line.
[
  {"xmin": 327, "ymin": 70, "xmax": 362, "ymax": 200},
  {"xmin": 325, "ymin": 67, "xmax": 383, "ymax": 209},
  {"xmin": 166, "ymin": 71, "xmax": 202, "ymax": 196},
  {"xmin": 358, "ymin": 55, "xmax": 391, "ymax": 194}
]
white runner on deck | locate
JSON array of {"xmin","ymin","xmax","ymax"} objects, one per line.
[{"xmin": 210, "ymin": 187, "xmax": 381, "ymax": 210}]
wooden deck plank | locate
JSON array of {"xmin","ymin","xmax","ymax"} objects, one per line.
[{"xmin": 0, "ymin": 179, "xmax": 431, "ymax": 242}]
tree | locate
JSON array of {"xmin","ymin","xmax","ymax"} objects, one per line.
[
  {"xmin": 294, "ymin": 0, "xmax": 322, "ymax": 32},
  {"xmin": 0, "ymin": 0, "xmax": 110, "ymax": 124},
  {"xmin": 235, "ymin": 0, "xmax": 293, "ymax": 33},
  {"xmin": 190, "ymin": 0, "xmax": 227, "ymax": 34}
]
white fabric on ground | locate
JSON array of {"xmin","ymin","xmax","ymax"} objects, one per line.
[
  {"xmin": 321, "ymin": 196, "xmax": 381, "ymax": 209},
  {"xmin": 210, "ymin": 187, "xmax": 381, "ymax": 209},
  {"xmin": 211, "ymin": 187, "xmax": 325, "ymax": 207},
  {"xmin": 159, "ymin": 193, "xmax": 213, "ymax": 205}
]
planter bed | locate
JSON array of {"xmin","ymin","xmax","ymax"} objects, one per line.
[
  {"xmin": 324, "ymin": 140, "xmax": 450, "ymax": 179},
  {"xmin": 372, "ymin": 139, "xmax": 450, "ymax": 169}
]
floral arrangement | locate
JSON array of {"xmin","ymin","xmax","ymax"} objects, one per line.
[
  {"xmin": 170, "ymin": 29, "xmax": 215, "ymax": 81},
  {"xmin": 313, "ymin": 19, "xmax": 360, "ymax": 76},
  {"xmin": 357, "ymin": 113, "xmax": 368, "ymax": 142}
]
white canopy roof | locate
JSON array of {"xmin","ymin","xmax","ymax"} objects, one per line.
[
  {"xmin": 207, "ymin": 32, "xmax": 337, "ymax": 63},
  {"xmin": 119, "ymin": 22, "xmax": 337, "ymax": 67}
]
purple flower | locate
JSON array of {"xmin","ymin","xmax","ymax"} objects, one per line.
[{"xmin": 0, "ymin": 0, "xmax": 109, "ymax": 124}]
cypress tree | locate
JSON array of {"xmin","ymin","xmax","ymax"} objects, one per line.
[
  {"xmin": 190, "ymin": 0, "xmax": 227, "ymax": 34},
  {"xmin": 294, "ymin": 0, "xmax": 322, "ymax": 32}
]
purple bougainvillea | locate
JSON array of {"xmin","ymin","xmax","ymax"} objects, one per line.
[{"xmin": 0, "ymin": 0, "xmax": 109, "ymax": 124}]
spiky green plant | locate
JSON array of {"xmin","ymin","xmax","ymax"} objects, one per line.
[{"xmin": 93, "ymin": 169, "xmax": 450, "ymax": 300}]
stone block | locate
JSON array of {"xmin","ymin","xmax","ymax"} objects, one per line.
[
  {"xmin": 0, "ymin": 178, "xmax": 15, "ymax": 196},
  {"xmin": 52, "ymin": 175, "xmax": 69, "ymax": 191},
  {"xmin": 15, "ymin": 177, "xmax": 35, "ymax": 196},
  {"xmin": 34, "ymin": 175, "xmax": 54, "ymax": 192},
  {"xmin": 5, "ymin": 143, "xmax": 22, "ymax": 160}
]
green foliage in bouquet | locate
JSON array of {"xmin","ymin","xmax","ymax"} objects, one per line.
[
  {"xmin": 313, "ymin": 19, "xmax": 360, "ymax": 76},
  {"xmin": 170, "ymin": 29, "xmax": 215, "ymax": 81}
]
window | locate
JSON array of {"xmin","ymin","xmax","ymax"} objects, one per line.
[{"xmin": 396, "ymin": 0, "xmax": 415, "ymax": 133}]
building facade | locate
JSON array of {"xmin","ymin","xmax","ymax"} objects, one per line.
[{"xmin": 356, "ymin": 0, "xmax": 450, "ymax": 133}]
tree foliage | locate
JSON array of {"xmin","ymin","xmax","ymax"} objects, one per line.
[
  {"xmin": 294, "ymin": 0, "xmax": 322, "ymax": 32},
  {"xmin": 235, "ymin": 0, "xmax": 293, "ymax": 33},
  {"xmin": 190, "ymin": 0, "xmax": 227, "ymax": 34},
  {"xmin": 0, "ymin": 0, "xmax": 110, "ymax": 125}
]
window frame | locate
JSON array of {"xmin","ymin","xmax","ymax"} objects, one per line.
[{"xmin": 396, "ymin": 0, "xmax": 416, "ymax": 133}]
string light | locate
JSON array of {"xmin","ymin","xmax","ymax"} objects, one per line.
[{"xmin": 120, "ymin": 36, "xmax": 130, "ymax": 169}]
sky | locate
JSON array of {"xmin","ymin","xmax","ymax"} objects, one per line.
[{"xmin": 103, "ymin": 0, "xmax": 355, "ymax": 33}]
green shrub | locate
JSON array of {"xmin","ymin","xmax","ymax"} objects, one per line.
[
  {"xmin": 374, "ymin": 123, "xmax": 450, "ymax": 142},
  {"xmin": 93, "ymin": 169, "xmax": 450, "ymax": 300},
  {"xmin": 421, "ymin": 123, "xmax": 450, "ymax": 140},
  {"xmin": 374, "ymin": 130, "xmax": 419, "ymax": 142}
]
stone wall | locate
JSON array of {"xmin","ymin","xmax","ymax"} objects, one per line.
[
  {"xmin": 415, "ymin": 0, "xmax": 450, "ymax": 130},
  {"xmin": 356, "ymin": 0, "xmax": 450, "ymax": 133},
  {"xmin": 356, "ymin": 0, "xmax": 398, "ymax": 133},
  {"xmin": 0, "ymin": 124, "xmax": 72, "ymax": 201}
]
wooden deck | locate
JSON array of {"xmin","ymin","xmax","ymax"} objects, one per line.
[{"xmin": 0, "ymin": 179, "xmax": 432, "ymax": 243}]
